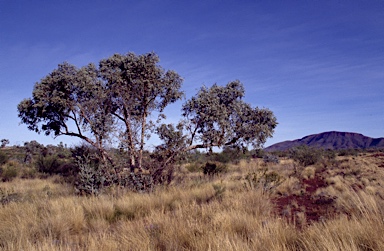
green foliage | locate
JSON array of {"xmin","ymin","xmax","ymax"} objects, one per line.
[
  {"xmin": 0, "ymin": 161, "xmax": 19, "ymax": 181},
  {"xmin": 0, "ymin": 151, "xmax": 8, "ymax": 165},
  {"xmin": 119, "ymin": 172, "xmax": 154, "ymax": 193},
  {"xmin": 251, "ymin": 148, "xmax": 265, "ymax": 158},
  {"xmin": 323, "ymin": 149, "xmax": 337, "ymax": 160},
  {"xmin": 23, "ymin": 140, "xmax": 44, "ymax": 163},
  {"xmin": 211, "ymin": 146, "xmax": 248, "ymax": 164},
  {"xmin": 75, "ymin": 153, "xmax": 154, "ymax": 195},
  {"xmin": 20, "ymin": 167, "xmax": 37, "ymax": 179},
  {"xmin": 290, "ymin": 145, "xmax": 323, "ymax": 167},
  {"xmin": 244, "ymin": 168, "xmax": 284, "ymax": 193},
  {"xmin": 18, "ymin": 52, "xmax": 184, "ymax": 170},
  {"xmin": 269, "ymin": 150, "xmax": 290, "ymax": 158},
  {"xmin": 75, "ymin": 155, "xmax": 109, "ymax": 195},
  {"xmin": 18, "ymin": 51, "xmax": 277, "ymax": 192},
  {"xmin": 290, "ymin": 146, "xmax": 338, "ymax": 168},
  {"xmin": 100, "ymin": 52, "xmax": 184, "ymax": 170},
  {"xmin": 185, "ymin": 163, "xmax": 202, "ymax": 172},
  {"xmin": 0, "ymin": 139, "xmax": 9, "ymax": 148},
  {"xmin": 0, "ymin": 188, "xmax": 20, "ymax": 205},
  {"xmin": 150, "ymin": 123, "xmax": 186, "ymax": 182},
  {"xmin": 337, "ymin": 148, "xmax": 359, "ymax": 157},
  {"xmin": 212, "ymin": 183, "xmax": 226, "ymax": 201},
  {"xmin": 263, "ymin": 154, "xmax": 280, "ymax": 164},
  {"xmin": 182, "ymin": 81, "xmax": 277, "ymax": 151},
  {"xmin": 35, "ymin": 155, "xmax": 61, "ymax": 175},
  {"xmin": 201, "ymin": 162, "xmax": 228, "ymax": 176}
]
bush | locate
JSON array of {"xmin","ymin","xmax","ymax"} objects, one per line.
[
  {"xmin": 0, "ymin": 161, "xmax": 19, "ymax": 181},
  {"xmin": 20, "ymin": 167, "xmax": 37, "ymax": 179},
  {"xmin": 263, "ymin": 154, "xmax": 280, "ymax": 164},
  {"xmin": 201, "ymin": 162, "xmax": 227, "ymax": 176},
  {"xmin": 75, "ymin": 155, "xmax": 110, "ymax": 195},
  {"xmin": 0, "ymin": 187, "xmax": 20, "ymax": 205},
  {"xmin": 323, "ymin": 149, "xmax": 336, "ymax": 160},
  {"xmin": 35, "ymin": 155, "xmax": 62, "ymax": 175},
  {"xmin": 337, "ymin": 148, "xmax": 358, "ymax": 157},
  {"xmin": 75, "ymin": 155, "xmax": 154, "ymax": 195},
  {"xmin": 185, "ymin": 163, "xmax": 202, "ymax": 172},
  {"xmin": 290, "ymin": 145, "xmax": 322, "ymax": 167},
  {"xmin": 119, "ymin": 172, "xmax": 154, "ymax": 193},
  {"xmin": 0, "ymin": 151, "xmax": 8, "ymax": 165},
  {"xmin": 244, "ymin": 168, "xmax": 284, "ymax": 193}
]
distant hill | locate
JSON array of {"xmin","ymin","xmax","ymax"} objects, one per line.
[{"xmin": 265, "ymin": 131, "xmax": 384, "ymax": 151}]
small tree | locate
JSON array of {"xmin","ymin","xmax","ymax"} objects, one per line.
[
  {"xmin": 0, "ymin": 139, "xmax": 9, "ymax": 148},
  {"xmin": 155, "ymin": 81, "xmax": 277, "ymax": 174},
  {"xmin": 182, "ymin": 81, "xmax": 276, "ymax": 152}
]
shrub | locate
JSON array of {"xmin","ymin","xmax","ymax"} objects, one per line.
[
  {"xmin": 36, "ymin": 155, "xmax": 61, "ymax": 174},
  {"xmin": 301, "ymin": 166, "xmax": 316, "ymax": 180},
  {"xmin": 0, "ymin": 151, "xmax": 8, "ymax": 165},
  {"xmin": 75, "ymin": 155, "xmax": 110, "ymax": 195},
  {"xmin": 1, "ymin": 161, "xmax": 19, "ymax": 181},
  {"xmin": 20, "ymin": 167, "xmax": 37, "ymax": 179},
  {"xmin": 201, "ymin": 162, "xmax": 228, "ymax": 176},
  {"xmin": 251, "ymin": 148, "xmax": 265, "ymax": 158},
  {"xmin": 0, "ymin": 187, "xmax": 20, "ymax": 205},
  {"xmin": 338, "ymin": 148, "xmax": 358, "ymax": 156},
  {"xmin": 75, "ymin": 155, "xmax": 154, "ymax": 195},
  {"xmin": 185, "ymin": 163, "xmax": 202, "ymax": 172},
  {"xmin": 244, "ymin": 168, "xmax": 284, "ymax": 193},
  {"xmin": 119, "ymin": 172, "xmax": 154, "ymax": 193},
  {"xmin": 290, "ymin": 145, "xmax": 322, "ymax": 167},
  {"xmin": 263, "ymin": 154, "xmax": 280, "ymax": 164}
]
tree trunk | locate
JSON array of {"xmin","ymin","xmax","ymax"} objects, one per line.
[{"xmin": 138, "ymin": 112, "xmax": 147, "ymax": 172}]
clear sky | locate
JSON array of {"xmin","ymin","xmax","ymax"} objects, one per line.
[{"xmin": 1, "ymin": 0, "xmax": 383, "ymax": 148}]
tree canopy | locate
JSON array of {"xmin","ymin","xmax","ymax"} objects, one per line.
[
  {"xmin": 181, "ymin": 80, "xmax": 276, "ymax": 152},
  {"xmin": 18, "ymin": 62, "xmax": 113, "ymax": 162},
  {"xmin": 18, "ymin": 52, "xmax": 277, "ymax": 176}
]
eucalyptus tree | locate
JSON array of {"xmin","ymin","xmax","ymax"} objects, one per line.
[
  {"xmin": 0, "ymin": 139, "xmax": 9, "ymax": 148},
  {"xmin": 183, "ymin": 80, "xmax": 276, "ymax": 150},
  {"xmin": 99, "ymin": 52, "xmax": 184, "ymax": 171},
  {"xmin": 18, "ymin": 52, "xmax": 184, "ymax": 172},
  {"xmin": 18, "ymin": 62, "xmax": 114, "ymax": 163},
  {"xmin": 156, "ymin": 80, "xmax": 277, "ymax": 168},
  {"xmin": 18, "ymin": 52, "xmax": 277, "ymax": 187}
]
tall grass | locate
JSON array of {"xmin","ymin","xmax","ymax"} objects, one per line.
[{"xmin": 0, "ymin": 153, "xmax": 383, "ymax": 250}]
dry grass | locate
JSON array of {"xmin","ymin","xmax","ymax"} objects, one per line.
[{"xmin": 0, "ymin": 153, "xmax": 383, "ymax": 250}]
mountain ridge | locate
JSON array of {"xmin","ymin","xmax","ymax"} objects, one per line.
[{"xmin": 265, "ymin": 131, "xmax": 384, "ymax": 151}]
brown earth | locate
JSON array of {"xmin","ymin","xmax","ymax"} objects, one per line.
[{"xmin": 273, "ymin": 169, "xmax": 338, "ymax": 228}]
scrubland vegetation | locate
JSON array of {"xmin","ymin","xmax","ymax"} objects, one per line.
[
  {"xmin": 7, "ymin": 51, "xmax": 383, "ymax": 250},
  {"xmin": 0, "ymin": 145, "xmax": 383, "ymax": 251}
]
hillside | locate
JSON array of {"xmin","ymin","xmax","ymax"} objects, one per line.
[{"xmin": 265, "ymin": 131, "xmax": 384, "ymax": 151}]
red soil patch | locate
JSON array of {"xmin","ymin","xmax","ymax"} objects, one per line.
[
  {"xmin": 368, "ymin": 153, "xmax": 384, "ymax": 168},
  {"xmin": 273, "ymin": 170, "xmax": 338, "ymax": 228},
  {"xmin": 369, "ymin": 153, "xmax": 384, "ymax": 158}
]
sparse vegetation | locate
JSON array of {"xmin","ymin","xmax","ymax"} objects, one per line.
[
  {"xmin": 18, "ymin": 52, "xmax": 277, "ymax": 192},
  {"xmin": 201, "ymin": 161, "xmax": 228, "ymax": 176},
  {"xmin": 0, "ymin": 151, "xmax": 8, "ymax": 165},
  {"xmin": 0, "ymin": 147, "xmax": 384, "ymax": 250},
  {"xmin": 290, "ymin": 145, "xmax": 323, "ymax": 167},
  {"xmin": 0, "ymin": 146, "xmax": 382, "ymax": 250},
  {"xmin": 263, "ymin": 153, "xmax": 280, "ymax": 164},
  {"xmin": 8, "ymin": 50, "xmax": 384, "ymax": 250}
]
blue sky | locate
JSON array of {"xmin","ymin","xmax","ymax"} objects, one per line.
[{"xmin": 1, "ymin": 0, "xmax": 383, "ymax": 148}]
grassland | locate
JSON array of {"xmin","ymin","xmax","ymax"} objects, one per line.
[{"xmin": 0, "ymin": 151, "xmax": 383, "ymax": 250}]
